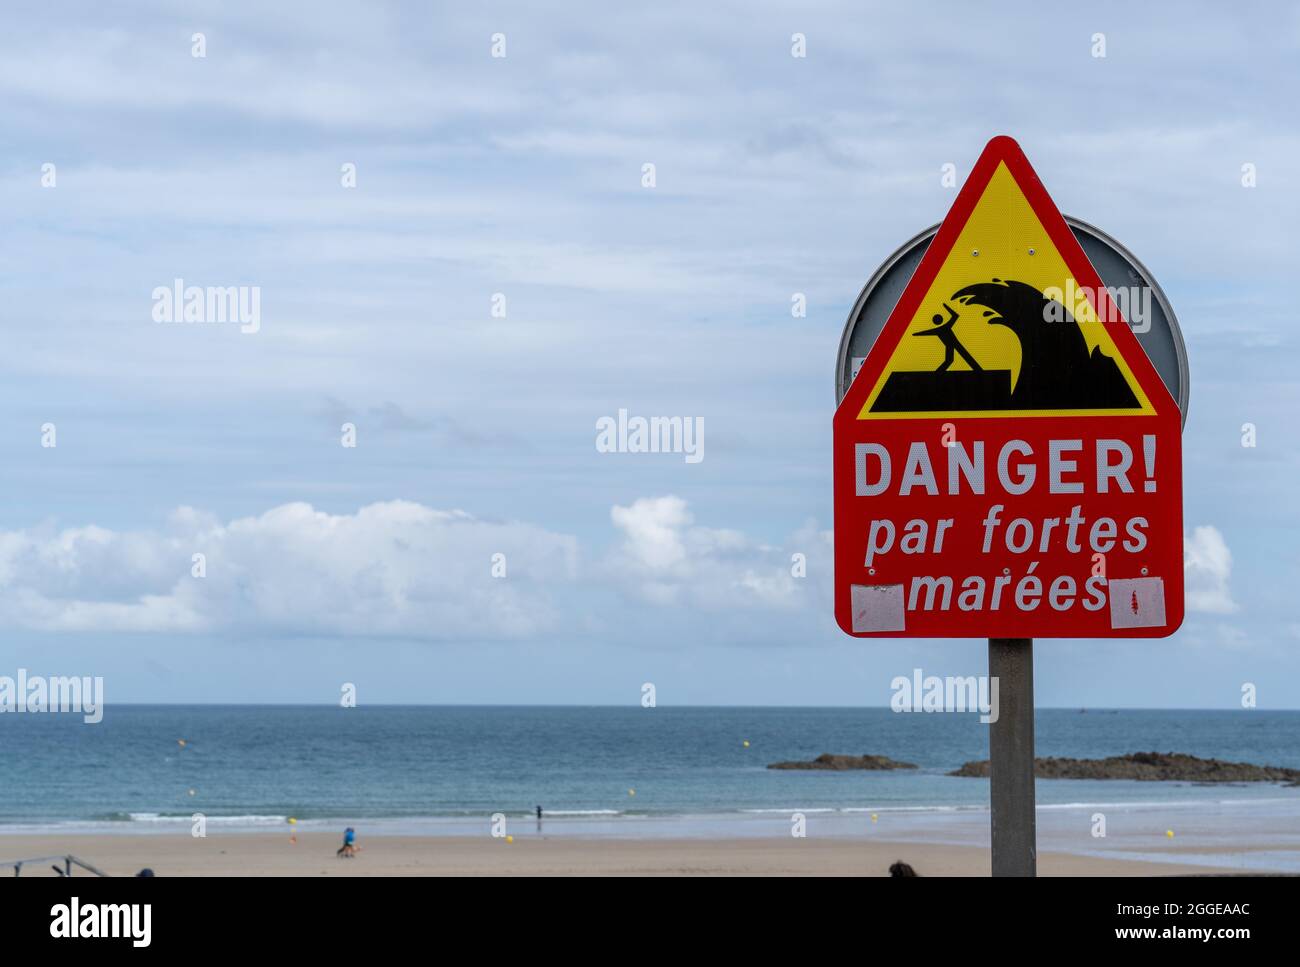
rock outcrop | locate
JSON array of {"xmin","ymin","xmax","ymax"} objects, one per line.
[
  {"xmin": 768, "ymin": 753, "xmax": 917, "ymax": 771},
  {"xmin": 949, "ymin": 751, "xmax": 1300, "ymax": 782}
]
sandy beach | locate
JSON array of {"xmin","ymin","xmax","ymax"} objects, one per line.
[{"xmin": 0, "ymin": 832, "xmax": 1241, "ymax": 877}]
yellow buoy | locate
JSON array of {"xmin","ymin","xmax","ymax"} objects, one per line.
[
  {"xmin": 506, "ymin": 835, "xmax": 513, "ymax": 844},
  {"xmin": 871, "ymin": 813, "xmax": 878, "ymax": 822},
  {"xmin": 1166, "ymin": 829, "xmax": 1174, "ymax": 838},
  {"xmin": 743, "ymin": 740, "xmax": 750, "ymax": 748}
]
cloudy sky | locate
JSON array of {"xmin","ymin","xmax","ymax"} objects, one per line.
[{"xmin": 0, "ymin": 2, "xmax": 1295, "ymax": 706}]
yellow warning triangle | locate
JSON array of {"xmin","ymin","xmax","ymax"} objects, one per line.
[{"xmin": 856, "ymin": 150, "xmax": 1156, "ymax": 420}]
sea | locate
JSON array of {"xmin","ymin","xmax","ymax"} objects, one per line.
[{"xmin": 2, "ymin": 706, "xmax": 1298, "ymax": 870}]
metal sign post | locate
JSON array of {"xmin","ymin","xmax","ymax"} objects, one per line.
[{"xmin": 988, "ymin": 637, "xmax": 1035, "ymax": 876}]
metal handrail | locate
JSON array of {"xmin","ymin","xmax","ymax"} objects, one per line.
[{"xmin": 1, "ymin": 853, "xmax": 109, "ymax": 877}]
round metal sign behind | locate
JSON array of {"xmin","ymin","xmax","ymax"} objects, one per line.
[{"xmin": 835, "ymin": 216, "xmax": 1189, "ymax": 427}]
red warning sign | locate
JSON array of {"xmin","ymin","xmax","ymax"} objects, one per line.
[{"xmin": 833, "ymin": 136, "xmax": 1183, "ymax": 638}]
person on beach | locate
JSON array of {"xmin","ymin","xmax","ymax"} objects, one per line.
[
  {"xmin": 337, "ymin": 826, "xmax": 357, "ymax": 858},
  {"xmin": 536, "ymin": 805, "xmax": 543, "ymax": 820}
]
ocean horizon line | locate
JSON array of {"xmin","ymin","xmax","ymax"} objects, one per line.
[{"xmin": 9, "ymin": 702, "xmax": 1297, "ymax": 712}]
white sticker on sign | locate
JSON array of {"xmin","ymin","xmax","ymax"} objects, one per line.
[
  {"xmin": 1108, "ymin": 577, "xmax": 1166, "ymax": 629},
  {"xmin": 851, "ymin": 356, "xmax": 867, "ymax": 382},
  {"xmin": 851, "ymin": 583, "xmax": 905, "ymax": 633}
]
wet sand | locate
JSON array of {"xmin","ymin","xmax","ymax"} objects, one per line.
[{"xmin": 0, "ymin": 832, "xmax": 1239, "ymax": 876}]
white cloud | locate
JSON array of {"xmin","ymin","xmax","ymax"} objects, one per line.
[
  {"xmin": 0, "ymin": 496, "xmax": 832, "ymax": 640},
  {"xmin": 607, "ymin": 496, "xmax": 829, "ymax": 610},
  {"xmin": 609, "ymin": 496, "xmax": 694, "ymax": 571},
  {"xmin": 0, "ymin": 501, "xmax": 1256, "ymax": 648},
  {"xmin": 1184, "ymin": 525, "xmax": 1238, "ymax": 614},
  {"xmin": 0, "ymin": 502, "xmax": 577, "ymax": 639}
]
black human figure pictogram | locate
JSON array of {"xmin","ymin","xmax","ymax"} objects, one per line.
[{"xmin": 913, "ymin": 303, "xmax": 983, "ymax": 372}]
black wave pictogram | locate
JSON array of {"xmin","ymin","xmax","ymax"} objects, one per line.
[{"xmin": 871, "ymin": 278, "xmax": 1141, "ymax": 412}]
